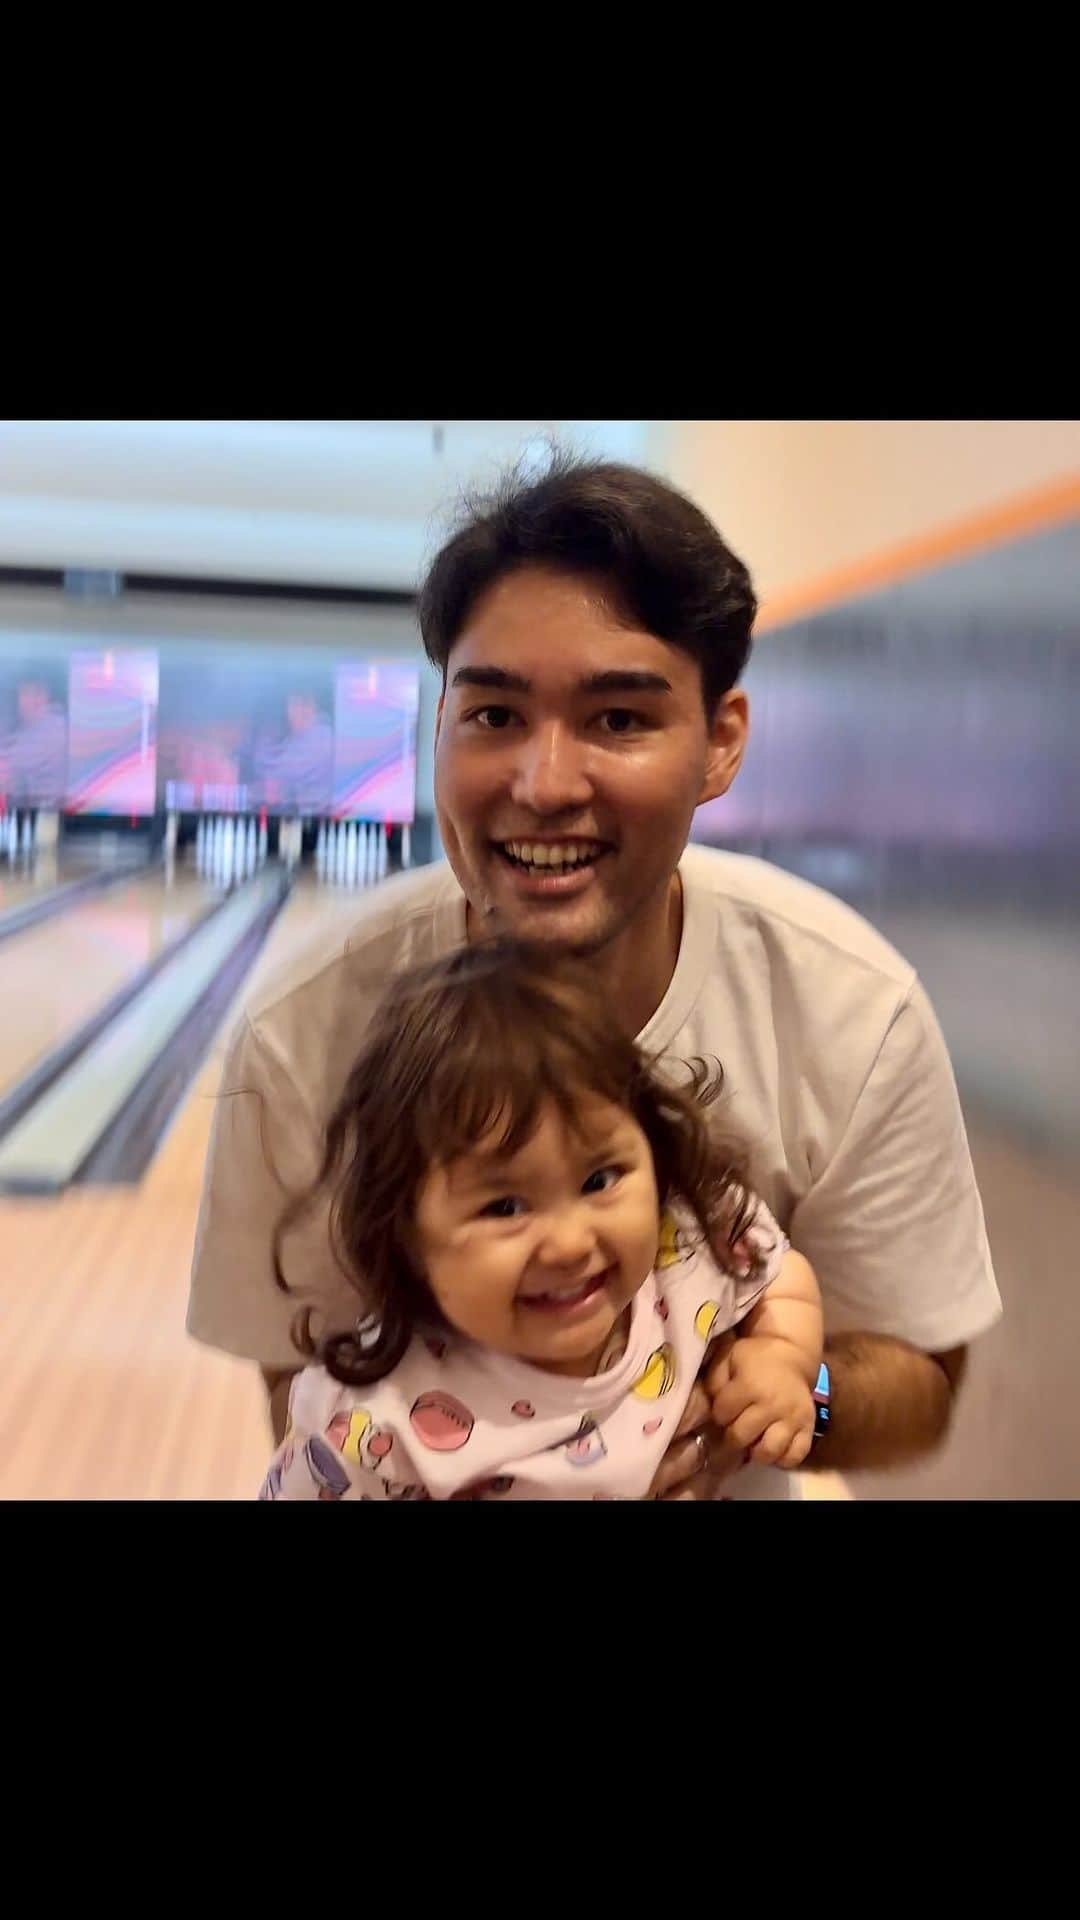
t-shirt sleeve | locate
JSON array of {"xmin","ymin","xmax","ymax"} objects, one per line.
[
  {"xmin": 258, "ymin": 1374, "xmax": 386, "ymax": 1502},
  {"xmin": 258, "ymin": 1369, "xmax": 426, "ymax": 1502},
  {"xmin": 725, "ymin": 1194, "xmax": 790, "ymax": 1324},
  {"xmin": 187, "ymin": 1013, "xmax": 359, "ymax": 1369},
  {"xmin": 790, "ymin": 978, "xmax": 1001, "ymax": 1351}
]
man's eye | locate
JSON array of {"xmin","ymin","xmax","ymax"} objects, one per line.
[
  {"xmin": 470, "ymin": 706, "xmax": 517, "ymax": 730},
  {"xmin": 598, "ymin": 709, "xmax": 643, "ymax": 734},
  {"xmin": 478, "ymin": 1196, "xmax": 527, "ymax": 1218},
  {"xmin": 582, "ymin": 1166, "xmax": 622, "ymax": 1194}
]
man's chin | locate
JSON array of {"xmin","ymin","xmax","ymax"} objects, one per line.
[{"xmin": 472, "ymin": 884, "xmax": 617, "ymax": 957}]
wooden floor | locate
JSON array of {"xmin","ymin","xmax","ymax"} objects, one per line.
[{"xmin": 0, "ymin": 884, "xmax": 363, "ymax": 1501}]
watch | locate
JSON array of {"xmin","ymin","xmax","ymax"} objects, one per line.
[{"xmin": 813, "ymin": 1360, "xmax": 831, "ymax": 1439}]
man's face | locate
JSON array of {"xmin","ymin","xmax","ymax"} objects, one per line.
[
  {"xmin": 433, "ymin": 566, "xmax": 747, "ymax": 954},
  {"xmin": 287, "ymin": 695, "xmax": 316, "ymax": 733}
]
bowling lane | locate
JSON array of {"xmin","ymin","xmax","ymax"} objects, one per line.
[
  {"xmin": 0, "ymin": 868, "xmax": 222, "ymax": 1100},
  {"xmin": 0, "ymin": 858, "xmax": 82, "ymax": 918}
]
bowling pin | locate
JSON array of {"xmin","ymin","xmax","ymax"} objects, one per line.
[
  {"xmin": 315, "ymin": 821, "xmax": 327, "ymax": 878},
  {"xmin": 378, "ymin": 823, "xmax": 388, "ymax": 881},
  {"xmin": 21, "ymin": 813, "xmax": 34, "ymax": 861},
  {"xmin": 365, "ymin": 823, "xmax": 376, "ymax": 887},
  {"xmin": 335, "ymin": 822, "xmax": 348, "ymax": 885},
  {"xmin": 345, "ymin": 821, "xmax": 357, "ymax": 885},
  {"xmin": 258, "ymin": 811, "xmax": 268, "ymax": 866},
  {"xmin": 403, "ymin": 824, "xmax": 412, "ymax": 869}
]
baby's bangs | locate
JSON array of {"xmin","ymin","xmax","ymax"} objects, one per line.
[{"xmin": 415, "ymin": 1025, "xmax": 638, "ymax": 1173}]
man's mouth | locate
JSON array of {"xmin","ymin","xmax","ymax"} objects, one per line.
[{"xmin": 494, "ymin": 838, "xmax": 611, "ymax": 876}]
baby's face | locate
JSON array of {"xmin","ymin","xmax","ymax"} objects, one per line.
[{"xmin": 415, "ymin": 1096, "xmax": 661, "ymax": 1378}]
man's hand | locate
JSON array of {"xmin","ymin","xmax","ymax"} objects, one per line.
[{"xmin": 708, "ymin": 1334, "xmax": 816, "ymax": 1470}]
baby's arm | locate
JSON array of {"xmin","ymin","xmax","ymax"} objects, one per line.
[
  {"xmin": 709, "ymin": 1250, "xmax": 824, "ymax": 1470},
  {"xmin": 740, "ymin": 1250, "xmax": 823, "ymax": 1384}
]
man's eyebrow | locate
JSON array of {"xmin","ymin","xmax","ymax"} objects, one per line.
[
  {"xmin": 449, "ymin": 667, "xmax": 673, "ymax": 695},
  {"xmin": 450, "ymin": 666, "xmax": 531, "ymax": 692},
  {"xmin": 578, "ymin": 670, "xmax": 672, "ymax": 695}
]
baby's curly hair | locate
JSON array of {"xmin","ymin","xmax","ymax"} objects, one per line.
[{"xmin": 274, "ymin": 938, "xmax": 761, "ymax": 1386}]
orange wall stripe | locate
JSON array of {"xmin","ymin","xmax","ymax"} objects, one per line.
[{"xmin": 755, "ymin": 471, "xmax": 1080, "ymax": 632}]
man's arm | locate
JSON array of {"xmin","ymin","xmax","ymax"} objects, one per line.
[
  {"xmin": 188, "ymin": 1012, "xmax": 353, "ymax": 1381},
  {"xmin": 652, "ymin": 977, "xmax": 999, "ymax": 1496},
  {"xmin": 780, "ymin": 979, "xmax": 995, "ymax": 1467},
  {"xmin": 805, "ymin": 1334, "xmax": 967, "ymax": 1470},
  {"xmin": 652, "ymin": 1333, "xmax": 968, "ymax": 1497}
]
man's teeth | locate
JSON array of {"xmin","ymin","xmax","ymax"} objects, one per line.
[{"xmin": 501, "ymin": 840, "xmax": 604, "ymax": 869}]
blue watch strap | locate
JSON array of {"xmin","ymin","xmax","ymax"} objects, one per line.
[{"xmin": 813, "ymin": 1360, "xmax": 831, "ymax": 1437}]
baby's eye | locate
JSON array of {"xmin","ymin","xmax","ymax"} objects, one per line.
[
  {"xmin": 478, "ymin": 1195, "xmax": 528, "ymax": 1219},
  {"xmin": 582, "ymin": 1166, "xmax": 622, "ymax": 1195}
]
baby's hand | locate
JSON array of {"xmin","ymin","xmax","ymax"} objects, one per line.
[{"xmin": 708, "ymin": 1335, "xmax": 817, "ymax": 1470}]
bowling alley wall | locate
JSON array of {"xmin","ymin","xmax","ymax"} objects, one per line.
[{"xmin": 0, "ymin": 581, "xmax": 440, "ymax": 851}]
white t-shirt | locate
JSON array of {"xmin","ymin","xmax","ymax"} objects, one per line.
[
  {"xmin": 259, "ymin": 1202, "xmax": 786, "ymax": 1503},
  {"xmin": 189, "ymin": 847, "xmax": 1001, "ymax": 1478}
]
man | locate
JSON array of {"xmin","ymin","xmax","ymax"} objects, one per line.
[
  {"xmin": 254, "ymin": 691, "xmax": 334, "ymax": 812},
  {"xmin": 188, "ymin": 453, "xmax": 1000, "ymax": 1498}
]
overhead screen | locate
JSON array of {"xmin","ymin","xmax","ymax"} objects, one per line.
[{"xmin": 0, "ymin": 643, "xmax": 419, "ymax": 821}]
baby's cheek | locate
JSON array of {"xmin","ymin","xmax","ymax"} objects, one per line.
[{"xmin": 430, "ymin": 1255, "xmax": 516, "ymax": 1335}]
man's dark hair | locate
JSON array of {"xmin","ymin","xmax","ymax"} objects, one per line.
[{"xmin": 417, "ymin": 447, "xmax": 757, "ymax": 712}]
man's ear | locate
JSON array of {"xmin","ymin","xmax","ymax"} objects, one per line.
[{"xmin": 698, "ymin": 688, "xmax": 750, "ymax": 806}]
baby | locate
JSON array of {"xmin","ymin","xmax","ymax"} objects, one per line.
[{"xmin": 261, "ymin": 939, "xmax": 823, "ymax": 1500}]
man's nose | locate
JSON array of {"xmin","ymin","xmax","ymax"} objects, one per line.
[{"xmin": 509, "ymin": 723, "xmax": 592, "ymax": 816}]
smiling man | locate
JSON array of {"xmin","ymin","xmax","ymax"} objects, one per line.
[{"xmin": 188, "ymin": 451, "xmax": 1001, "ymax": 1498}]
